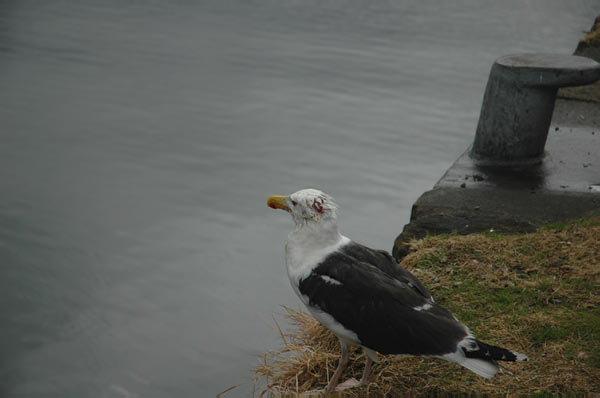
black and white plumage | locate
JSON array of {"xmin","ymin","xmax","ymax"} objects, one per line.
[{"xmin": 268, "ymin": 189, "xmax": 528, "ymax": 393}]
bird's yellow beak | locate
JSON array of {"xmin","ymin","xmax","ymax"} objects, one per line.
[{"xmin": 267, "ymin": 195, "xmax": 290, "ymax": 211}]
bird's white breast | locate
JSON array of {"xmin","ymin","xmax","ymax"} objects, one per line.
[
  {"xmin": 284, "ymin": 233, "xmax": 359, "ymax": 345},
  {"xmin": 285, "ymin": 235, "xmax": 350, "ymax": 292}
]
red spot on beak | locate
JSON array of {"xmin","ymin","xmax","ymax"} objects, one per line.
[{"xmin": 267, "ymin": 196, "xmax": 289, "ymax": 211}]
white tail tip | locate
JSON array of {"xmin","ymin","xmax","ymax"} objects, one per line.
[
  {"xmin": 457, "ymin": 357, "xmax": 499, "ymax": 379},
  {"xmin": 514, "ymin": 352, "xmax": 529, "ymax": 362}
]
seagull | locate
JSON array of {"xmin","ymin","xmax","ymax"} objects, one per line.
[{"xmin": 267, "ymin": 188, "xmax": 528, "ymax": 394}]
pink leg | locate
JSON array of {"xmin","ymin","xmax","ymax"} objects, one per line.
[
  {"xmin": 333, "ymin": 354, "xmax": 373, "ymax": 391},
  {"xmin": 322, "ymin": 340, "xmax": 349, "ymax": 394},
  {"xmin": 359, "ymin": 355, "xmax": 373, "ymax": 386}
]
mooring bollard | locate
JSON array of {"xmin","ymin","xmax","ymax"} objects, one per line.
[{"xmin": 470, "ymin": 53, "xmax": 600, "ymax": 165}]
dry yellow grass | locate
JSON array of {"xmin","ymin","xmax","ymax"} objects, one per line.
[
  {"xmin": 582, "ymin": 16, "xmax": 600, "ymax": 46},
  {"xmin": 254, "ymin": 216, "xmax": 600, "ymax": 396}
]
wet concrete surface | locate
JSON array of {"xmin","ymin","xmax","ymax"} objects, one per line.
[{"xmin": 440, "ymin": 124, "xmax": 600, "ymax": 194}]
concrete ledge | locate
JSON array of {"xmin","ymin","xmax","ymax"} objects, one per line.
[
  {"xmin": 393, "ymin": 98, "xmax": 600, "ymax": 261},
  {"xmin": 393, "ymin": 186, "xmax": 600, "ymax": 259}
]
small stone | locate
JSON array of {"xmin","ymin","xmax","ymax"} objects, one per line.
[{"xmin": 460, "ymin": 183, "xmax": 466, "ymax": 188}]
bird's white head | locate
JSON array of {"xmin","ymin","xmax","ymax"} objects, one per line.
[{"xmin": 267, "ymin": 188, "xmax": 338, "ymax": 226}]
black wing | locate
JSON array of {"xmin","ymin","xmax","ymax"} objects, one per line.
[
  {"xmin": 339, "ymin": 242, "xmax": 434, "ymax": 301},
  {"xmin": 298, "ymin": 251, "xmax": 466, "ymax": 356}
]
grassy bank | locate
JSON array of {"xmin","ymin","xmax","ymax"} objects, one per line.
[{"xmin": 254, "ymin": 216, "xmax": 600, "ymax": 396}]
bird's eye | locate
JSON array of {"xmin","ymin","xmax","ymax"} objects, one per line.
[{"xmin": 291, "ymin": 200, "xmax": 298, "ymax": 206}]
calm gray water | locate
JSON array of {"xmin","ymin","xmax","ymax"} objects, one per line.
[{"xmin": 0, "ymin": 1, "xmax": 597, "ymax": 397}]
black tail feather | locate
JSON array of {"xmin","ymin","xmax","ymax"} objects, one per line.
[{"xmin": 463, "ymin": 340, "xmax": 528, "ymax": 362}]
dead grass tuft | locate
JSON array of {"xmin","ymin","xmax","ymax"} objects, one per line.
[
  {"xmin": 582, "ymin": 16, "xmax": 600, "ymax": 46},
  {"xmin": 254, "ymin": 216, "xmax": 600, "ymax": 396}
]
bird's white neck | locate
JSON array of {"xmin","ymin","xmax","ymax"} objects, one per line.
[
  {"xmin": 285, "ymin": 218, "xmax": 349, "ymax": 287},
  {"xmin": 289, "ymin": 217, "xmax": 342, "ymax": 249}
]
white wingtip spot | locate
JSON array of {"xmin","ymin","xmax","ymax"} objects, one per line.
[
  {"xmin": 320, "ymin": 275, "xmax": 342, "ymax": 286},
  {"xmin": 413, "ymin": 303, "xmax": 433, "ymax": 311}
]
